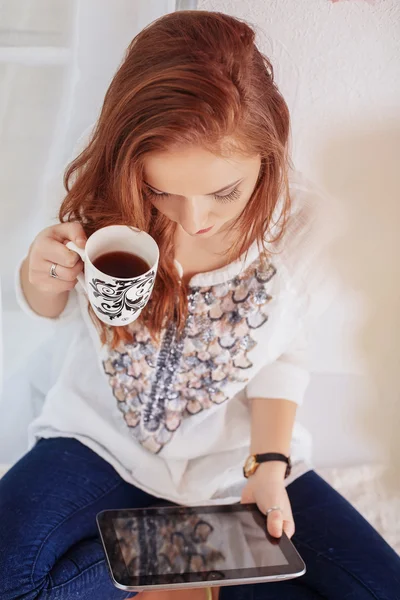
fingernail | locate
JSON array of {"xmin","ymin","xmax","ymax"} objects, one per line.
[{"xmin": 76, "ymin": 237, "xmax": 86, "ymax": 247}]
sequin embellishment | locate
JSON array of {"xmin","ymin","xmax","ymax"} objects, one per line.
[{"xmin": 103, "ymin": 258, "xmax": 276, "ymax": 453}]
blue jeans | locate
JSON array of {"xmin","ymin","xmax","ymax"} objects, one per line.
[{"xmin": 0, "ymin": 438, "xmax": 399, "ymax": 599}]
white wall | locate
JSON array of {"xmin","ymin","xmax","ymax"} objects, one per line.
[{"xmin": 199, "ymin": 0, "xmax": 400, "ymax": 468}]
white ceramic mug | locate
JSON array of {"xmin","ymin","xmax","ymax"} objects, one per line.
[{"xmin": 66, "ymin": 225, "xmax": 159, "ymax": 326}]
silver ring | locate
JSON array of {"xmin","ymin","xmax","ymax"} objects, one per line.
[
  {"xmin": 266, "ymin": 506, "xmax": 282, "ymax": 515},
  {"xmin": 50, "ymin": 263, "xmax": 58, "ymax": 279}
]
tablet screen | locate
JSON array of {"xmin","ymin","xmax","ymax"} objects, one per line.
[{"xmin": 112, "ymin": 506, "xmax": 288, "ymax": 578}]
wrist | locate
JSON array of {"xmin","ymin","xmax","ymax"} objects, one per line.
[
  {"xmin": 244, "ymin": 452, "xmax": 291, "ymax": 479},
  {"xmin": 254, "ymin": 460, "xmax": 287, "ymax": 480}
]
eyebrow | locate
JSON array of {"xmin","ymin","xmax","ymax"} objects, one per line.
[{"xmin": 144, "ymin": 177, "xmax": 244, "ymax": 196}]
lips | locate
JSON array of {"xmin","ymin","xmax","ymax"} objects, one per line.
[{"xmin": 196, "ymin": 226, "xmax": 214, "ymax": 235}]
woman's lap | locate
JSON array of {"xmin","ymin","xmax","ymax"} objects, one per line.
[
  {"xmin": 0, "ymin": 439, "xmax": 399, "ymax": 600},
  {"xmin": 0, "ymin": 437, "xmax": 153, "ymax": 600}
]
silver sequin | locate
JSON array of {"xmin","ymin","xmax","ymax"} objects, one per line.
[{"xmin": 252, "ymin": 290, "xmax": 270, "ymax": 305}]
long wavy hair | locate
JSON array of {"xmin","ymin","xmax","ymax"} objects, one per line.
[{"xmin": 60, "ymin": 10, "xmax": 291, "ymax": 347}]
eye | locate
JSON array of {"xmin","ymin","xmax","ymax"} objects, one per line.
[
  {"xmin": 144, "ymin": 186, "xmax": 170, "ymax": 199},
  {"xmin": 214, "ymin": 187, "xmax": 242, "ymax": 204}
]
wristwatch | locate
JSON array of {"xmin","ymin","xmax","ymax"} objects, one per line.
[{"xmin": 243, "ymin": 452, "xmax": 292, "ymax": 479}]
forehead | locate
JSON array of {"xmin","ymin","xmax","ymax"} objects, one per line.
[{"xmin": 143, "ymin": 145, "xmax": 260, "ymax": 195}]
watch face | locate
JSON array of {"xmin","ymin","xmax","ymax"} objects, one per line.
[{"xmin": 244, "ymin": 455, "xmax": 257, "ymax": 476}]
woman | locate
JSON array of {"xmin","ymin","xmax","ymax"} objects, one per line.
[{"xmin": 0, "ymin": 10, "xmax": 398, "ymax": 600}]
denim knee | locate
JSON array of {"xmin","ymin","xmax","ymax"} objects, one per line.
[{"xmin": 0, "ymin": 544, "xmax": 47, "ymax": 600}]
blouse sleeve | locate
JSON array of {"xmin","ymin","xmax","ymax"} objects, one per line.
[{"xmin": 245, "ymin": 325, "xmax": 310, "ymax": 405}]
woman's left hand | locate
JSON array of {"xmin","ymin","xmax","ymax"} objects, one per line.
[{"xmin": 241, "ymin": 463, "xmax": 295, "ymax": 539}]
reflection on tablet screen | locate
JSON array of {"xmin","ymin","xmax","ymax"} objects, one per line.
[{"xmin": 113, "ymin": 508, "xmax": 288, "ymax": 577}]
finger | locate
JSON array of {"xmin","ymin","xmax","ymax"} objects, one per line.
[
  {"xmin": 267, "ymin": 511, "xmax": 283, "ymax": 538},
  {"xmin": 42, "ymin": 259, "xmax": 83, "ymax": 282},
  {"xmin": 29, "ymin": 273, "xmax": 77, "ymax": 294},
  {"xmin": 283, "ymin": 519, "xmax": 295, "ymax": 540},
  {"xmin": 39, "ymin": 238, "xmax": 81, "ymax": 268},
  {"xmin": 46, "ymin": 222, "xmax": 87, "ymax": 246}
]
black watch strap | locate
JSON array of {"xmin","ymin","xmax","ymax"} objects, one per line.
[{"xmin": 255, "ymin": 452, "xmax": 292, "ymax": 478}]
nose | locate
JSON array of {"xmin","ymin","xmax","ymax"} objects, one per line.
[{"xmin": 178, "ymin": 197, "xmax": 210, "ymax": 235}]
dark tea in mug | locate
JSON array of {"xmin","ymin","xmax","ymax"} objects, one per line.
[{"xmin": 93, "ymin": 251, "xmax": 150, "ymax": 279}]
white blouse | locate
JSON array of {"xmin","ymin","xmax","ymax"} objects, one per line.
[{"xmin": 16, "ymin": 170, "xmax": 339, "ymax": 505}]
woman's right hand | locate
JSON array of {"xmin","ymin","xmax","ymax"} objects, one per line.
[{"xmin": 27, "ymin": 222, "xmax": 87, "ymax": 295}]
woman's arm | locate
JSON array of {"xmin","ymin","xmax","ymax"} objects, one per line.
[
  {"xmin": 241, "ymin": 397, "xmax": 298, "ymax": 539},
  {"xmin": 250, "ymin": 397, "xmax": 297, "ymax": 479}
]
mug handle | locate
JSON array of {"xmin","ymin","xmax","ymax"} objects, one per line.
[{"xmin": 66, "ymin": 241, "xmax": 86, "ymax": 292}]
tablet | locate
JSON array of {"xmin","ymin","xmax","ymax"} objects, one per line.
[{"xmin": 97, "ymin": 504, "xmax": 306, "ymax": 592}]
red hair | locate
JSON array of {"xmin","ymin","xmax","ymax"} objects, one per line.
[{"xmin": 60, "ymin": 10, "xmax": 291, "ymax": 346}]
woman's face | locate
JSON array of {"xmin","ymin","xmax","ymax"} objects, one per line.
[{"xmin": 143, "ymin": 145, "xmax": 261, "ymax": 238}]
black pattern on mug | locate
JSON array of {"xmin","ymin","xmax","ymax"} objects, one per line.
[{"xmin": 90, "ymin": 269, "xmax": 156, "ymax": 320}]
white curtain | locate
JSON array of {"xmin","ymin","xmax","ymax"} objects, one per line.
[{"xmin": 0, "ymin": 0, "xmax": 178, "ymax": 463}]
